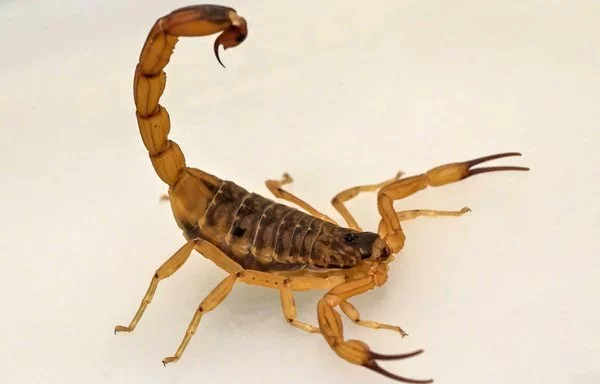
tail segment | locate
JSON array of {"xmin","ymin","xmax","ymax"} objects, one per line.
[{"xmin": 133, "ymin": 5, "xmax": 248, "ymax": 186}]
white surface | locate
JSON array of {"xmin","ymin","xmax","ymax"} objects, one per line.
[{"xmin": 0, "ymin": 1, "xmax": 598, "ymax": 383}]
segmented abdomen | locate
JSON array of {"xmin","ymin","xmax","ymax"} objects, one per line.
[{"xmin": 185, "ymin": 181, "xmax": 335, "ymax": 271}]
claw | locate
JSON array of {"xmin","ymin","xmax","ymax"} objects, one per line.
[
  {"xmin": 366, "ymin": 360, "xmax": 433, "ymax": 384},
  {"xmin": 336, "ymin": 340, "xmax": 433, "ymax": 383},
  {"xmin": 370, "ymin": 349, "xmax": 425, "ymax": 361},
  {"xmin": 426, "ymin": 151, "xmax": 529, "ymax": 187},
  {"xmin": 463, "ymin": 152, "xmax": 530, "ymax": 178},
  {"xmin": 366, "ymin": 349, "xmax": 433, "ymax": 383}
]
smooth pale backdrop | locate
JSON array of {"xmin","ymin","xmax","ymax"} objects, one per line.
[{"xmin": 0, "ymin": 1, "xmax": 598, "ymax": 383}]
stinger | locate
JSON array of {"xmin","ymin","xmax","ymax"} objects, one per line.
[{"xmin": 213, "ymin": 17, "xmax": 248, "ymax": 67}]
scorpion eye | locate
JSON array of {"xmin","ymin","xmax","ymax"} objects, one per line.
[
  {"xmin": 232, "ymin": 226, "xmax": 246, "ymax": 237},
  {"xmin": 344, "ymin": 233, "xmax": 359, "ymax": 243}
]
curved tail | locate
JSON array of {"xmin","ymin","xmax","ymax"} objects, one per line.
[{"xmin": 134, "ymin": 5, "xmax": 247, "ymax": 186}]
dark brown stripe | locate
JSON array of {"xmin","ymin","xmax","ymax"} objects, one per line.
[
  {"xmin": 253, "ymin": 203, "xmax": 292, "ymax": 263},
  {"xmin": 288, "ymin": 215, "xmax": 316, "ymax": 263},
  {"xmin": 273, "ymin": 210, "xmax": 305, "ymax": 263}
]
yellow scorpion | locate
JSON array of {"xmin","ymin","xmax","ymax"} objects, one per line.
[{"xmin": 115, "ymin": 5, "xmax": 529, "ymax": 383}]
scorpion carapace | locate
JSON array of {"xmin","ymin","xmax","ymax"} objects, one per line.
[{"xmin": 115, "ymin": 4, "xmax": 529, "ymax": 383}]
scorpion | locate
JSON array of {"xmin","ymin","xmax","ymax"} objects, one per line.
[{"xmin": 114, "ymin": 4, "xmax": 529, "ymax": 383}]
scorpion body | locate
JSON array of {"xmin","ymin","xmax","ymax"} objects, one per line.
[
  {"xmin": 185, "ymin": 180, "xmax": 382, "ymax": 272},
  {"xmin": 116, "ymin": 5, "xmax": 529, "ymax": 383}
]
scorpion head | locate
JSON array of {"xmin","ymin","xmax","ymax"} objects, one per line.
[
  {"xmin": 341, "ymin": 231, "xmax": 391, "ymax": 263},
  {"xmin": 312, "ymin": 227, "xmax": 391, "ymax": 268}
]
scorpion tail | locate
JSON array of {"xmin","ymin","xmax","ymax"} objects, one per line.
[{"xmin": 133, "ymin": 5, "xmax": 247, "ymax": 186}]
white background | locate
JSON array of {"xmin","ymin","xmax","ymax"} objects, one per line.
[{"xmin": 0, "ymin": 1, "xmax": 598, "ymax": 383}]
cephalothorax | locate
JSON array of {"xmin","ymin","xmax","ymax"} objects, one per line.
[{"xmin": 115, "ymin": 5, "xmax": 528, "ymax": 383}]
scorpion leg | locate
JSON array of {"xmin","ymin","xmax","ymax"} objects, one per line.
[
  {"xmin": 194, "ymin": 238, "xmax": 244, "ymax": 275},
  {"xmin": 114, "ymin": 239, "xmax": 198, "ymax": 333},
  {"xmin": 339, "ymin": 300, "xmax": 408, "ymax": 337},
  {"xmin": 331, "ymin": 172, "xmax": 403, "ymax": 230},
  {"xmin": 378, "ymin": 152, "xmax": 529, "ymax": 252},
  {"xmin": 266, "ymin": 173, "xmax": 337, "ymax": 224},
  {"xmin": 162, "ymin": 273, "xmax": 238, "ymax": 365},
  {"xmin": 377, "ymin": 207, "xmax": 471, "ymax": 237},
  {"xmin": 317, "ymin": 275, "xmax": 432, "ymax": 383},
  {"xmin": 234, "ymin": 270, "xmax": 323, "ymax": 333},
  {"xmin": 280, "ymin": 280, "xmax": 320, "ymax": 334}
]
